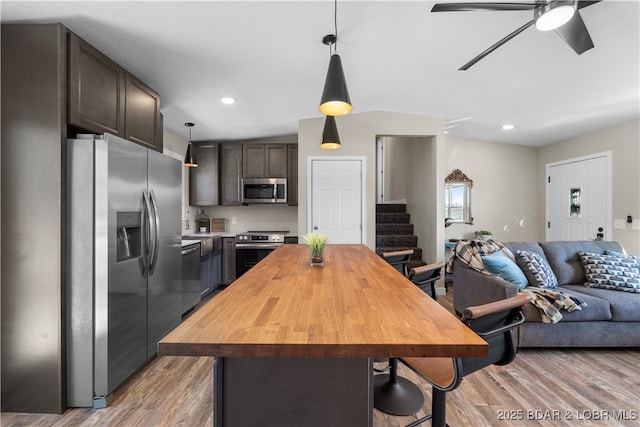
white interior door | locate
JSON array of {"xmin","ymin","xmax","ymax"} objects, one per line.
[
  {"xmin": 546, "ymin": 152, "xmax": 611, "ymax": 241},
  {"xmin": 310, "ymin": 158, "xmax": 363, "ymax": 244}
]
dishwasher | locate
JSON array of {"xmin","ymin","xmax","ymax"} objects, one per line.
[{"xmin": 181, "ymin": 242, "xmax": 201, "ymax": 315}]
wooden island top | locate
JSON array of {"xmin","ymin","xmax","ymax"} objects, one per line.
[{"xmin": 159, "ymin": 244, "xmax": 487, "ymax": 359}]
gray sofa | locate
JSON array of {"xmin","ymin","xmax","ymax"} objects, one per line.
[{"xmin": 452, "ymin": 240, "xmax": 640, "ymax": 347}]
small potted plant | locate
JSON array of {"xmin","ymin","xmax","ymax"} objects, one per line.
[
  {"xmin": 302, "ymin": 232, "xmax": 329, "ymax": 266},
  {"xmin": 475, "ymin": 230, "xmax": 493, "ymax": 241}
]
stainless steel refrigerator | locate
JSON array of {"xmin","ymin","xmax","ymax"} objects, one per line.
[{"xmin": 66, "ymin": 133, "xmax": 181, "ymax": 408}]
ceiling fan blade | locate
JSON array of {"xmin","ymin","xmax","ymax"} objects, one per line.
[
  {"xmin": 554, "ymin": 11, "xmax": 594, "ymax": 54},
  {"xmin": 431, "ymin": 3, "xmax": 536, "ymax": 12},
  {"xmin": 459, "ymin": 19, "xmax": 535, "ymax": 70},
  {"xmin": 576, "ymin": 0, "xmax": 601, "ymax": 11}
]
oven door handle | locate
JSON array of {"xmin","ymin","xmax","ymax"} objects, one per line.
[{"xmin": 235, "ymin": 243, "xmax": 283, "ymax": 250}]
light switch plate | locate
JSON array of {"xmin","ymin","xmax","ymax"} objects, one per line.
[
  {"xmin": 613, "ymin": 219, "xmax": 626, "ymax": 230},
  {"xmin": 633, "ymin": 219, "xmax": 640, "ymax": 231}
]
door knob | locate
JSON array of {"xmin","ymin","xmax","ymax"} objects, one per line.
[{"xmin": 313, "ymin": 226, "xmax": 318, "ymax": 230}]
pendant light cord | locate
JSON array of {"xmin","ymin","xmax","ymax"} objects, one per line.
[{"xmin": 334, "ymin": 0, "xmax": 338, "ymax": 54}]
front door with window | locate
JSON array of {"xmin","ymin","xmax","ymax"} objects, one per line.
[{"xmin": 546, "ymin": 152, "xmax": 611, "ymax": 241}]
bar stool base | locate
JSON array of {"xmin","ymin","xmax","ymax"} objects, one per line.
[{"xmin": 373, "ymin": 374, "xmax": 425, "ymax": 416}]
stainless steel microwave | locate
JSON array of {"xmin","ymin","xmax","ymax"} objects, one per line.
[{"xmin": 241, "ymin": 178, "xmax": 287, "ymax": 204}]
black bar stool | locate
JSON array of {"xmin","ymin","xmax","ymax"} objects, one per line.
[
  {"xmin": 374, "ymin": 248, "xmax": 424, "ymax": 415},
  {"xmin": 400, "ymin": 294, "xmax": 530, "ymax": 427},
  {"xmin": 381, "ymin": 249, "xmax": 414, "ymax": 277},
  {"xmin": 408, "ymin": 261, "xmax": 446, "ymax": 301}
]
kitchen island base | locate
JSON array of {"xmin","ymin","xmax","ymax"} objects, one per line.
[{"xmin": 214, "ymin": 357, "xmax": 373, "ymax": 426}]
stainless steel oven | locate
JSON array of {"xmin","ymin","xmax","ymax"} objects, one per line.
[{"xmin": 235, "ymin": 231, "xmax": 287, "ymax": 277}]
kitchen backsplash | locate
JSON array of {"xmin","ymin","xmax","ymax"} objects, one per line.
[{"xmin": 183, "ymin": 204, "xmax": 298, "ymax": 234}]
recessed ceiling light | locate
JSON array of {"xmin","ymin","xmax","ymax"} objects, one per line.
[
  {"xmin": 502, "ymin": 124, "xmax": 515, "ymax": 130},
  {"xmin": 221, "ymin": 97, "xmax": 236, "ymax": 105}
]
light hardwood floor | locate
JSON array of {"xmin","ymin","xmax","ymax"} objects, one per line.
[{"xmin": 3, "ymin": 288, "xmax": 639, "ymax": 427}]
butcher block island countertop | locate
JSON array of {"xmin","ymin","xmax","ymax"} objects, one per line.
[{"xmin": 159, "ymin": 244, "xmax": 487, "ymax": 359}]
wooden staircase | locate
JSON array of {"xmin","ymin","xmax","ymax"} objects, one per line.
[{"xmin": 375, "ymin": 204, "xmax": 426, "ymax": 270}]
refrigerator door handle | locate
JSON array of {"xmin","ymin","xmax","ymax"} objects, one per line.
[
  {"xmin": 142, "ymin": 189, "xmax": 154, "ymax": 277},
  {"xmin": 148, "ymin": 190, "xmax": 160, "ymax": 276}
]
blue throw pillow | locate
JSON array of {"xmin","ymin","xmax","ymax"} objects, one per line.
[{"xmin": 481, "ymin": 251, "xmax": 529, "ymax": 289}]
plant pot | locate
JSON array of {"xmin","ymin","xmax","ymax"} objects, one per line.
[{"xmin": 310, "ymin": 247, "xmax": 325, "ymax": 267}]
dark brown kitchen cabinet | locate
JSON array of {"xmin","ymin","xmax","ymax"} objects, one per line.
[
  {"xmin": 68, "ymin": 33, "xmax": 162, "ymax": 152},
  {"xmin": 222, "ymin": 237, "xmax": 237, "ymax": 285},
  {"xmin": 68, "ymin": 33, "xmax": 125, "ymax": 138},
  {"xmin": 220, "ymin": 143, "xmax": 243, "ymax": 206},
  {"xmin": 242, "ymin": 144, "xmax": 288, "ymax": 178},
  {"xmin": 242, "ymin": 144, "xmax": 265, "ymax": 178},
  {"xmin": 266, "ymin": 144, "xmax": 288, "ymax": 177},
  {"xmin": 124, "ymin": 73, "xmax": 162, "ymax": 151},
  {"xmin": 287, "ymin": 144, "xmax": 298, "ymax": 206},
  {"xmin": 189, "ymin": 143, "xmax": 220, "ymax": 206}
]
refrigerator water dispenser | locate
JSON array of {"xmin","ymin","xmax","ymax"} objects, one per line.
[{"xmin": 116, "ymin": 211, "xmax": 141, "ymax": 262}]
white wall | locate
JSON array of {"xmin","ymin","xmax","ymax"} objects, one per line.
[
  {"xmin": 538, "ymin": 119, "xmax": 640, "ymax": 255},
  {"xmin": 444, "ymin": 136, "xmax": 540, "ymax": 243},
  {"xmin": 298, "ymin": 111, "xmax": 445, "ymax": 262}
]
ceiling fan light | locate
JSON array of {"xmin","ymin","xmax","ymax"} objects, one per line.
[
  {"xmin": 535, "ymin": 2, "xmax": 576, "ymax": 31},
  {"xmin": 319, "ymin": 54, "xmax": 352, "ymax": 116},
  {"xmin": 320, "ymin": 116, "xmax": 341, "ymax": 149}
]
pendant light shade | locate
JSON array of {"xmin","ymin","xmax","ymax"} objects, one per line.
[
  {"xmin": 319, "ymin": 53, "xmax": 352, "ymax": 116},
  {"xmin": 183, "ymin": 122, "xmax": 198, "ymax": 168},
  {"xmin": 320, "ymin": 116, "xmax": 341, "ymax": 149}
]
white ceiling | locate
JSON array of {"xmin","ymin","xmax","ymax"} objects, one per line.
[{"xmin": 2, "ymin": 1, "xmax": 638, "ymax": 147}]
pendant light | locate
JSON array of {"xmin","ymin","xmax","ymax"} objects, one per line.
[
  {"xmin": 320, "ymin": 116, "xmax": 341, "ymax": 149},
  {"xmin": 183, "ymin": 122, "xmax": 197, "ymax": 168},
  {"xmin": 318, "ymin": 0, "xmax": 352, "ymax": 116}
]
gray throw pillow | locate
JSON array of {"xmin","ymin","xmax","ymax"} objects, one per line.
[
  {"xmin": 516, "ymin": 250, "xmax": 558, "ymax": 289},
  {"xmin": 579, "ymin": 251, "xmax": 640, "ymax": 293}
]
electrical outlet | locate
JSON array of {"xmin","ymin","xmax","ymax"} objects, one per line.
[
  {"xmin": 633, "ymin": 219, "xmax": 640, "ymax": 231},
  {"xmin": 232, "ymin": 217, "xmax": 237, "ymax": 225}
]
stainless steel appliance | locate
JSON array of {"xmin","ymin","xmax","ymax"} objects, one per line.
[
  {"xmin": 241, "ymin": 178, "xmax": 287, "ymax": 204},
  {"xmin": 184, "ymin": 236, "xmax": 222, "ymax": 296},
  {"xmin": 181, "ymin": 242, "xmax": 201, "ymax": 314},
  {"xmin": 235, "ymin": 231, "xmax": 287, "ymax": 277},
  {"xmin": 66, "ymin": 133, "xmax": 182, "ymax": 408}
]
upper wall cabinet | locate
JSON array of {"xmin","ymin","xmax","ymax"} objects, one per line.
[
  {"xmin": 189, "ymin": 143, "xmax": 220, "ymax": 206},
  {"xmin": 242, "ymin": 144, "xmax": 288, "ymax": 178},
  {"xmin": 68, "ymin": 33, "xmax": 125, "ymax": 138},
  {"xmin": 68, "ymin": 33, "xmax": 163, "ymax": 152},
  {"xmin": 124, "ymin": 73, "xmax": 162, "ymax": 151},
  {"xmin": 220, "ymin": 143, "xmax": 243, "ymax": 206},
  {"xmin": 287, "ymin": 144, "xmax": 298, "ymax": 206}
]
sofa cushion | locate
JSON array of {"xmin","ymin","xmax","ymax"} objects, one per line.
[
  {"xmin": 521, "ymin": 286, "xmax": 612, "ymax": 322},
  {"xmin": 562, "ymin": 285, "xmax": 640, "ymax": 321},
  {"xmin": 538, "ymin": 240, "xmax": 624, "ymax": 285},
  {"xmin": 504, "ymin": 242, "xmax": 546, "ymax": 259},
  {"xmin": 516, "ymin": 250, "xmax": 558, "ymax": 289},
  {"xmin": 481, "ymin": 251, "xmax": 529, "ymax": 289},
  {"xmin": 578, "ymin": 251, "xmax": 640, "ymax": 293}
]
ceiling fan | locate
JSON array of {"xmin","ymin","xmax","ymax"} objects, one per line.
[{"xmin": 431, "ymin": 0, "xmax": 601, "ymax": 70}]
